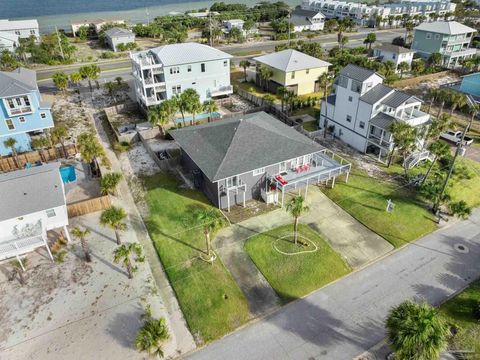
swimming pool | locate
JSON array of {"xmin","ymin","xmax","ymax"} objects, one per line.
[
  {"xmin": 176, "ymin": 112, "xmax": 221, "ymax": 124},
  {"xmin": 60, "ymin": 165, "xmax": 77, "ymax": 184}
]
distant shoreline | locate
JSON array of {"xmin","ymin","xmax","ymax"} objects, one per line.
[{"xmin": 6, "ymin": 0, "xmax": 298, "ymax": 33}]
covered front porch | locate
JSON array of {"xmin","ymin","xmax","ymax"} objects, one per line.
[
  {"xmin": 366, "ymin": 119, "xmax": 394, "ymax": 164},
  {"xmin": 264, "ymin": 149, "xmax": 351, "ymax": 207}
]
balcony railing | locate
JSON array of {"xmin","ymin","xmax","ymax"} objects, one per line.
[
  {"xmin": 368, "ymin": 134, "xmax": 392, "ymax": 148},
  {"xmin": 8, "ymin": 106, "xmax": 32, "ymax": 116}
]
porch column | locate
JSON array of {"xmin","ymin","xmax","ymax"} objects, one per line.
[
  {"xmin": 243, "ymin": 189, "xmax": 246, "ymax": 208},
  {"xmin": 227, "ymin": 191, "xmax": 230, "ymax": 212},
  {"xmin": 345, "ymin": 171, "xmax": 349, "ymax": 183},
  {"xmin": 305, "ymin": 179, "xmax": 309, "ymax": 199},
  {"xmin": 63, "ymin": 225, "xmax": 72, "ymax": 242},
  {"xmin": 331, "ymin": 176, "xmax": 336, "ymax": 188},
  {"xmin": 43, "ymin": 236, "xmax": 54, "ymax": 261},
  {"xmin": 281, "ymin": 188, "xmax": 285, "ymax": 208}
]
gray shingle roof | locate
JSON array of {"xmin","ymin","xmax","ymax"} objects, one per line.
[
  {"xmin": 253, "ymin": 49, "xmax": 331, "ymax": 72},
  {"xmin": 170, "ymin": 112, "xmax": 323, "ymax": 181},
  {"xmin": 360, "ymin": 83, "xmax": 394, "ymax": 104},
  {"xmin": 382, "ymin": 91, "xmax": 414, "ymax": 108},
  {"xmin": 370, "ymin": 112, "xmax": 396, "ymax": 130},
  {"xmin": 339, "ymin": 64, "xmax": 377, "ymax": 82},
  {"xmin": 0, "ymin": 162, "xmax": 65, "ymax": 222},
  {"xmin": 104, "ymin": 27, "xmax": 134, "ymax": 38},
  {"xmin": 290, "ymin": 15, "xmax": 312, "ymax": 26},
  {"xmin": 414, "ymin": 21, "xmax": 476, "ymax": 35},
  {"xmin": 0, "ymin": 67, "xmax": 37, "ymax": 97},
  {"xmin": 376, "ymin": 43, "xmax": 415, "ymax": 54},
  {"xmin": 149, "ymin": 43, "xmax": 232, "ymax": 66}
]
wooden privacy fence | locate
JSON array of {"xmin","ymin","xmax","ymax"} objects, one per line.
[
  {"xmin": 67, "ymin": 195, "xmax": 111, "ymax": 218},
  {"xmin": 0, "ymin": 144, "xmax": 77, "ymax": 172}
]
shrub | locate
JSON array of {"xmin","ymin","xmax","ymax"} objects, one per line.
[{"xmin": 100, "ymin": 172, "xmax": 122, "ymax": 195}]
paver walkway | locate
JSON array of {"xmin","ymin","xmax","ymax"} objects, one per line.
[
  {"xmin": 215, "ymin": 186, "xmax": 393, "ymax": 316},
  {"xmin": 189, "ymin": 209, "xmax": 480, "ymax": 360}
]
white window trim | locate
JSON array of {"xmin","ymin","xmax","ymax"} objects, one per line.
[
  {"xmin": 5, "ymin": 119, "xmax": 15, "ymax": 130},
  {"xmin": 252, "ymin": 167, "xmax": 265, "ymax": 176},
  {"xmin": 46, "ymin": 209, "xmax": 56, "ymax": 218}
]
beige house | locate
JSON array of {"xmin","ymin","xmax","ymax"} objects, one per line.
[{"xmin": 253, "ymin": 49, "xmax": 331, "ymax": 95}]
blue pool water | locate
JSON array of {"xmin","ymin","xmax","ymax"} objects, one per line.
[
  {"xmin": 176, "ymin": 112, "xmax": 221, "ymax": 124},
  {"xmin": 60, "ymin": 166, "xmax": 77, "ymax": 184}
]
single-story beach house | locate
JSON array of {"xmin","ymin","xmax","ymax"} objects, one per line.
[
  {"xmin": 0, "ymin": 162, "xmax": 70, "ymax": 269},
  {"xmin": 170, "ymin": 111, "xmax": 350, "ymax": 211}
]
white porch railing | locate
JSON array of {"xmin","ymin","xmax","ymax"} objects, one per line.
[{"xmin": 0, "ymin": 233, "xmax": 53, "ymax": 270}]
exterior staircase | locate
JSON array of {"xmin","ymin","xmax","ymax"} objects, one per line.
[{"xmin": 404, "ymin": 150, "xmax": 433, "ymax": 169}]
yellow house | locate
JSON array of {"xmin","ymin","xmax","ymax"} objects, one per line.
[{"xmin": 253, "ymin": 49, "xmax": 331, "ymax": 96}]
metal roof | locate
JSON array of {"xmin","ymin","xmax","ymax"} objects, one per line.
[
  {"xmin": 360, "ymin": 83, "xmax": 394, "ymax": 104},
  {"xmin": 0, "ymin": 19, "xmax": 38, "ymax": 31},
  {"xmin": 414, "ymin": 21, "xmax": 476, "ymax": 35},
  {"xmin": 382, "ymin": 91, "xmax": 414, "ymax": 108},
  {"xmin": 0, "ymin": 162, "xmax": 65, "ymax": 222},
  {"xmin": 376, "ymin": 43, "xmax": 415, "ymax": 54},
  {"xmin": 339, "ymin": 64, "xmax": 377, "ymax": 82},
  {"xmin": 0, "ymin": 67, "xmax": 38, "ymax": 97},
  {"xmin": 370, "ymin": 112, "xmax": 396, "ymax": 130},
  {"xmin": 291, "ymin": 8, "xmax": 324, "ymax": 18},
  {"xmin": 170, "ymin": 111, "xmax": 323, "ymax": 182},
  {"xmin": 253, "ymin": 49, "xmax": 331, "ymax": 72},
  {"xmin": 149, "ymin": 43, "xmax": 232, "ymax": 66},
  {"xmin": 104, "ymin": 27, "xmax": 134, "ymax": 38}
]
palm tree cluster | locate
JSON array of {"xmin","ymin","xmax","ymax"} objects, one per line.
[
  {"xmin": 79, "ymin": 64, "xmax": 101, "ymax": 92},
  {"xmin": 76, "ymin": 132, "xmax": 107, "ymax": 169},
  {"xmin": 386, "ymin": 300, "xmax": 449, "ymax": 360}
]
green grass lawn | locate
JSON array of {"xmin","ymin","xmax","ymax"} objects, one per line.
[
  {"xmin": 440, "ymin": 280, "xmax": 480, "ymax": 356},
  {"xmin": 301, "ymin": 121, "xmax": 319, "ymax": 132},
  {"xmin": 142, "ymin": 174, "xmax": 250, "ymax": 343},
  {"xmin": 244, "ymin": 224, "xmax": 351, "ymax": 302},
  {"xmin": 322, "ymin": 169, "xmax": 438, "ymax": 248}
]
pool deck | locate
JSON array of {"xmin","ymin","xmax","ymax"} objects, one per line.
[{"xmin": 64, "ymin": 160, "xmax": 101, "ymax": 204}]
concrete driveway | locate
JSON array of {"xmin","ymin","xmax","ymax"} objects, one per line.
[
  {"xmin": 188, "ymin": 209, "xmax": 480, "ymax": 360},
  {"xmin": 214, "ymin": 186, "xmax": 393, "ymax": 317}
]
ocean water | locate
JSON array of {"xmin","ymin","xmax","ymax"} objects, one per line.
[{"xmin": 0, "ymin": 0, "xmax": 297, "ymax": 33}]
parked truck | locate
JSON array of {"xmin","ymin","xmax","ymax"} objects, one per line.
[{"xmin": 440, "ymin": 130, "xmax": 473, "ymax": 146}]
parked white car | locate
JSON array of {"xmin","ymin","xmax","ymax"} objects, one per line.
[{"xmin": 440, "ymin": 130, "xmax": 473, "ymax": 146}]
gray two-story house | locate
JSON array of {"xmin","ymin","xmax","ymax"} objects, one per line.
[
  {"xmin": 412, "ymin": 21, "xmax": 477, "ymax": 68},
  {"xmin": 170, "ymin": 111, "xmax": 351, "ymax": 211}
]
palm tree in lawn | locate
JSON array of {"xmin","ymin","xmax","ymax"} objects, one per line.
[
  {"xmin": 148, "ymin": 103, "xmax": 170, "ymax": 136},
  {"xmin": 3, "ymin": 137, "xmax": 19, "ymax": 167},
  {"xmin": 285, "ymin": 195, "xmax": 309, "ymax": 246},
  {"xmin": 51, "ymin": 125, "xmax": 69, "ymax": 158},
  {"xmin": 71, "ymin": 226, "xmax": 92, "ymax": 262},
  {"xmin": 449, "ymin": 92, "xmax": 467, "ymax": 116},
  {"xmin": 195, "ymin": 208, "xmax": 224, "ymax": 261},
  {"xmin": 203, "ymin": 100, "xmax": 218, "ymax": 123},
  {"xmin": 363, "ymin": 33, "xmax": 376, "ymax": 52},
  {"xmin": 386, "ymin": 300, "xmax": 449, "ymax": 360},
  {"xmin": 100, "ymin": 206, "xmax": 127, "ymax": 245},
  {"xmin": 420, "ymin": 140, "xmax": 450, "ymax": 186},
  {"xmin": 397, "ymin": 61, "xmax": 410, "ymax": 78},
  {"xmin": 136, "ymin": 316, "xmax": 170, "ymax": 358},
  {"xmin": 258, "ymin": 65, "xmax": 273, "ymax": 91},
  {"xmin": 113, "ymin": 242, "xmax": 145, "ymax": 279},
  {"xmin": 318, "ymin": 72, "xmax": 332, "ymax": 138},
  {"xmin": 31, "ymin": 136, "xmax": 49, "ymax": 162},
  {"xmin": 239, "ymin": 59, "xmax": 251, "ymax": 82},
  {"xmin": 388, "ymin": 122, "xmax": 416, "ymax": 172},
  {"xmin": 52, "ymin": 72, "xmax": 69, "ymax": 95},
  {"xmin": 449, "ymin": 200, "xmax": 472, "ymax": 219},
  {"xmin": 277, "ymin": 87, "xmax": 290, "ymax": 112}
]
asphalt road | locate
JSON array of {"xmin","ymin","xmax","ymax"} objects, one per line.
[
  {"xmin": 186, "ymin": 209, "xmax": 480, "ymax": 360},
  {"xmin": 36, "ymin": 28, "xmax": 405, "ymax": 92}
]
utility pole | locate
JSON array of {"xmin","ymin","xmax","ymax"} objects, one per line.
[
  {"xmin": 146, "ymin": 8, "xmax": 150, "ymax": 25},
  {"xmin": 55, "ymin": 26, "xmax": 65, "ymax": 61},
  {"xmin": 287, "ymin": 11, "xmax": 291, "ymax": 46},
  {"xmin": 209, "ymin": 10, "xmax": 213, "ymax": 47}
]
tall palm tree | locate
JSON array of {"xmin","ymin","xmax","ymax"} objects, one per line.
[
  {"xmin": 195, "ymin": 208, "xmax": 224, "ymax": 260},
  {"xmin": 363, "ymin": 33, "xmax": 376, "ymax": 51},
  {"xmin": 3, "ymin": 137, "xmax": 19, "ymax": 167},
  {"xmin": 76, "ymin": 132, "xmax": 105, "ymax": 167},
  {"xmin": 52, "ymin": 72, "xmax": 69, "ymax": 95},
  {"xmin": 181, "ymin": 88, "xmax": 202, "ymax": 126},
  {"xmin": 318, "ymin": 72, "xmax": 332, "ymax": 138},
  {"xmin": 428, "ymin": 52, "xmax": 442, "ymax": 70},
  {"xmin": 449, "ymin": 92, "xmax": 467, "ymax": 115},
  {"xmin": 421, "ymin": 140, "xmax": 450, "ymax": 186},
  {"xmin": 277, "ymin": 87, "xmax": 290, "ymax": 112},
  {"xmin": 113, "ymin": 242, "xmax": 144, "ymax": 279},
  {"xmin": 172, "ymin": 94, "xmax": 186, "ymax": 127},
  {"xmin": 100, "ymin": 206, "xmax": 127, "ymax": 245},
  {"xmin": 466, "ymin": 103, "xmax": 479, "ymax": 133},
  {"xmin": 435, "ymin": 89, "xmax": 449, "ymax": 119},
  {"xmin": 239, "ymin": 59, "xmax": 251, "ymax": 82},
  {"xmin": 135, "ymin": 317, "xmax": 170, "ymax": 358},
  {"xmin": 71, "ymin": 226, "xmax": 92, "ymax": 262},
  {"xmin": 258, "ymin": 65, "xmax": 273, "ymax": 91},
  {"xmin": 285, "ymin": 195, "xmax": 309, "ymax": 246},
  {"xmin": 51, "ymin": 125, "xmax": 68, "ymax": 158},
  {"xmin": 30, "ymin": 136, "xmax": 49, "ymax": 162},
  {"xmin": 189, "ymin": 100, "xmax": 204, "ymax": 125},
  {"xmin": 386, "ymin": 300, "xmax": 449, "ymax": 360},
  {"xmin": 203, "ymin": 100, "xmax": 218, "ymax": 123},
  {"xmin": 340, "ymin": 35, "xmax": 349, "ymax": 50},
  {"xmin": 104, "ymin": 81, "xmax": 118, "ymax": 104},
  {"xmin": 398, "ymin": 61, "xmax": 410, "ymax": 78},
  {"xmin": 388, "ymin": 122, "xmax": 416, "ymax": 173},
  {"xmin": 69, "ymin": 72, "xmax": 82, "ymax": 92},
  {"xmin": 426, "ymin": 88, "xmax": 439, "ymax": 114}
]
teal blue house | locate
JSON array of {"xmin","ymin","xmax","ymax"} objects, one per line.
[
  {"xmin": 0, "ymin": 68, "xmax": 53, "ymax": 156},
  {"xmin": 459, "ymin": 72, "xmax": 480, "ymax": 98}
]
